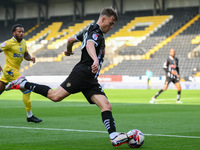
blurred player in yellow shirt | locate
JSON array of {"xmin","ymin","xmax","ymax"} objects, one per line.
[{"xmin": 0, "ymin": 24, "xmax": 42, "ymax": 123}]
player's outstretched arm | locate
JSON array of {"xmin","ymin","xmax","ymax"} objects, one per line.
[
  {"xmin": 177, "ymin": 67, "xmax": 180, "ymax": 79},
  {"xmin": 0, "ymin": 48, "xmax": 3, "ymax": 72},
  {"xmin": 0, "ymin": 65, "xmax": 2, "ymax": 73},
  {"xmin": 163, "ymin": 60, "xmax": 168, "ymax": 73},
  {"xmin": 86, "ymin": 41, "xmax": 99, "ymax": 73},
  {"xmin": 171, "ymin": 70, "xmax": 180, "ymax": 79},
  {"xmin": 65, "ymin": 37, "xmax": 78, "ymax": 56},
  {"xmin": 24, "ymin": 52, "xmax": 35, "ymax": 63}
]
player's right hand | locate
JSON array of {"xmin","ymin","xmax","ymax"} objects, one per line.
[
  {"xmin": 64, "ymin": 50, "xmax": 74, "ymax": 56},
  {"xmin": 91, "ymin": 60, "xmax": 99, "ymax": 73},
  {"xmin": 0, "ymin": 66, "xmax": 2, "ymax": 73},
  {"xmin": 31, "ymin": 57, "xmax": 36, "ymax": 63},
  {"xmin": 171, "ymin": 70, "xmax": 177, "ymax": 76}
]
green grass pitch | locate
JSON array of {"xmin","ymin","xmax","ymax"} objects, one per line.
[{"xmin": 0, "ymin": 89, "xmax": 200, "ymax": 150}]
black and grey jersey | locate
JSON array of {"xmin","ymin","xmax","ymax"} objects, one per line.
[
  {"xmin": 74, "ymin": 23, "xmax": 105, "ymax": 79},
  {"xmin": 163, "ymin": 56, "xmax": 179, "ymax": 78}
]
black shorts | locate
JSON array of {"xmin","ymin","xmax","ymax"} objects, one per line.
[
  {"xmin": 164, "ymin": 77, "xmax": 180, "ymax": 85},
  {"xmin": 60, "ymin": 69, "xmax": 106, "ymax": 104}
]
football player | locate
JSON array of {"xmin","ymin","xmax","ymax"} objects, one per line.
[
  {"xmin": 0, "ymin": 24, "xmax": 42, "ymax": 123},
  {"xmin": 6, "ymin": 8, "xmax": 132, "ymax": 147},
  {"xmin": 150, "ymin": 49, "xmax": 182, "ymax": 104}
]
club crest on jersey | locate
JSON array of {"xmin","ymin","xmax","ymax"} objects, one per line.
[
  {"xmin": 92, "ymin": 34, "xmax": 98, "ymax": 41},
  {"xmin": 1, "ymin": 42, "xmax": 6, "ymax": 48},
  {"xmin": 170, "ymin": 64, "xmax": 176, "ymax": 68},
  {"xmin": 7, "ymin": 70, "xmax": 14, "ymax": 77},
  {"xmin": 66, "ymin": 82, "xmax": 71, "ymax": 87},
  {"xmin": 20, "ymin": 47, "xmax": 22, "ymax": 52}
]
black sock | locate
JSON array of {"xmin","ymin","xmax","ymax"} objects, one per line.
[
  {"xmin": 101, "ymin": 111, "xmax": 116, "ymax": 134},
  {"xmin": 155, "ymin": 89, "xmax": 163, "ymax": 98},
  {"xmin": 177, "ymin": 91, "xmax": 181, "ymax": 100},
  {"xmin": 25, "ymin": 82, "xmax": 51, "ymax": 97}
]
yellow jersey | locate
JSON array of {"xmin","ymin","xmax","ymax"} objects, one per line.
[{"xmin": 1, "ymin": 37, "xmax": 28, "ymax": 70}]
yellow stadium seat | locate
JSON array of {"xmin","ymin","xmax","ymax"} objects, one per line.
[{"xmin": 47, "ymin": 20, "xmax": 93, "ymax": 49}]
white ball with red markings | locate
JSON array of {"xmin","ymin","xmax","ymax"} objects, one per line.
[{"xmin": 127, "ymin": 129, "xmax": 145, "ymax": 148}]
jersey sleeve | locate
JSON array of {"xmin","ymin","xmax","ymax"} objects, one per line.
[
  {"xmin": 176, "ymin": 58, "xmax": 179, "ymax": 74},
  {"xmin": 87, "ymin": 31, "xmax": 102, "ymax": 47},
  {"xmin": 163, "ymin": 59, "xmax": 168, "ymax": 73},
  {"xmin": 0, "ymin": 40, "xmax": 10, "ymax": 51},
  {"xmin": 176, "ymin": 67, "xmax": 179, "ymax": 75},
  {"xmin": 24, "ymin": 41, "xmax": 28, "ymax": 53},
  {"xmin": 75, "ymin": 32, "xmax": 84, "ymax": 42}
]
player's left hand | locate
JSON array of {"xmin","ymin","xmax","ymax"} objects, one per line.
[
  {"xmin": 0, "ymin": 67, "xmax": 2, "ymax": 75},
  {"xmin": 31, "ymin": 57, "xmax": 36, "ymax": 63},
  {"xmin": 64, "ymin": 50, "xmax": 74, "ymax": 56}
]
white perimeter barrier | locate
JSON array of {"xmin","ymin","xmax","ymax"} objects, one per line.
[{"xmin": 26, "ymin": 75, "xmax": 200, "ymax": 89}]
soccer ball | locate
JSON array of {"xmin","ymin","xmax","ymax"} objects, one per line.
[{"xmin": 127, "ymin": 129, "xmax": 145, "ymax": 148}]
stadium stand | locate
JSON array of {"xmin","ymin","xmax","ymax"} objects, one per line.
[
  {"xmin": 102, "ymin": 7, "xmax": 200, "ymax": 79},
  {"xmin": 0, "ymin": 18, "xmax": 38, "ymax": 42},
  {"xmin": 17, "ymin": 13, "xmax": 135, "ymax": 75},
  {"xmin": 21, "ymin": 46, "xmax": 82, "ymax": 76},
  {"xmin": 1, "ymin": 7, "xmax": 200, "ymax": 79},
  {"xmin": 47, "ymin": 20, "xmax": 94, "ymax": 50}
]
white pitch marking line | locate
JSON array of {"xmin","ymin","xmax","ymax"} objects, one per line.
[
  {"xmin": 0, "ymin": 125, "xmax": 107, "ymax": 134},
  {"xmin": 156, "ymin": 97, "xmax": 199, "ymax": 102},
  {"xmin": 144, "ymin": 133, "xmax": 200, "ymax": 139},
  {"xmin": 1, "ymin": 97, "xmax": 200, "ymax": 108},
  {"xmin": 0, "ymin": 126, "xmax": 200, "ymax": 139},
  {"xmin": 0, "ymin": 104, "xmax": 94, "ymax": 108}
]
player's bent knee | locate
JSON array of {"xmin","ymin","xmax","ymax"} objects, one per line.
[
  {"xmin": 48, "ymin": 90, "xmax": 66, "ymax": 102},
  {"xmin": 49, "ymin": 96, "xmax": 63, "ymax": 102},
  {"xmin": 102, "ymin": 102, "xmax": 112, "ymax": 112},
  {"xmin": 107, "ymin": 103, "xmax": 112, "ymax": 110},
  {"xmin": 107, "ymin": 103, "xmax": 112, "ymax": 111},
  {"xmin": 0, "ymin": 89, "xmax": 4, "ymax": 95},
  {"xmin": 163, "ymin": 86, "xmax": 168, "ymax": 91}
]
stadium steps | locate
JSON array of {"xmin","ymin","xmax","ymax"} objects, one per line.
[
  {"xmin": 191, "ymin": 34, "xmax": 200, "ymax": 44},
  {"xmin": 102, "ymin": 8, "xmax": 198, "ymax": 74},
  {"xmin": 24, "ymin": 24, "xmax": 39, "ymax": 36},
  {"xmin": 21, "ymin": 47, "xmax": 82, "ymax": 76},
  {"xmin": 21, "ymin": 11, "xmax": 131, "ymax": 75},
  {"xmin": 21, "ymin": 19, "xmax": 93, "ymax": 73},
  {"xmin": 5, "ymin": 7, "xmax": 198, "ymax": 78},
  {"xmin": 102, "ymin": 7, "xmax": 199, "ymax": 78},
  {"xmin": 155, "ymin": 16, "xmax": 200, "ymax": 78},
  {"xmin": 101, "ymin": 13, "xmax": 190, "ymax": 74},
  {"xmin": 20, "ymin": 43, "xmax": 82, "ymax": 73},
  {"xmin": 47, "ymin": 20, "xmax": 94, "ymax": 49},
  {"xmin": 27, "ymin": 22, "xmax": 63, "ymax": 42},
  {"xmin": 0, "ymin": 18, "xmax": 38, "ymax": 42},
  {"xmin": 146, "ymin": 14, "xmax": 200, "ymax": 59},
  {"xmin": 117, "ymin": 7, "xmax": 197, "ymax": 59}
]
